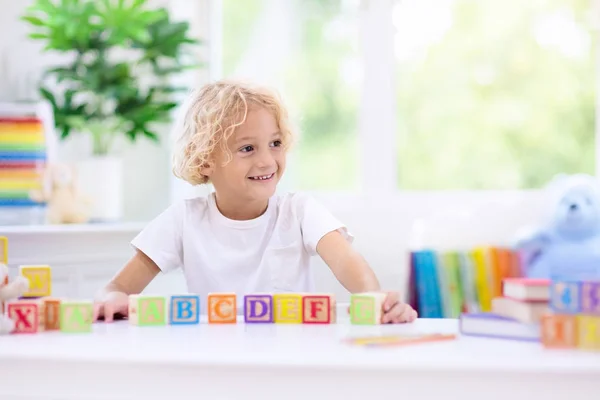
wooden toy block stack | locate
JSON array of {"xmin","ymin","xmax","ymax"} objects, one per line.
[
  {"xmin": 541, "ymin": 278, "xmax": 600, "ymax": 351},
  {"xmin": 1, "ymin": 236, "xmax": 93, "ymax": 334}
]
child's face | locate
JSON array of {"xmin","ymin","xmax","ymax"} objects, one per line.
[{"xmin": 206, "ymin": 107, "xmax": 286, "ymax": 205}]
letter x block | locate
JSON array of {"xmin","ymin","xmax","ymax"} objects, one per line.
[
  {"xmin": 273, "ymin": 293, "xmax": 302, "ymax": 323},
  {"xmin": 302, "ymin": 294, "xmax": 335, "ymax": 324},
  {"xmin": 19, "ymin": 265, "xmax": 52, "ymax": 297},
  {"xmin": 244, "ymin": 294, "xmax": 273, "ymax": 323},
  {"xmin": 129, "ymin": 295, "xmax": 167, "ymax": 326},
  {"xmin": 169, "ymin": 295, "xmax": 200, "ymax": 325},
  {"xmin": 6, "ymin": 299, "xmax": 44, "ymax": 333},
  {"xmin": 350, "ymin": 292, "xmax": 387, "ymax": 325},
  {"xmin": 208, "ymin": 292, "xmax": 237, "ymax": 323},
  {"xmin": 60, "ymin": 301, "xmax": 93, "ymax": 333}
]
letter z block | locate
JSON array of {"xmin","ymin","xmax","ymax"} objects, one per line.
[
  {"xmin": 577, "ymin": 316, "xmax": 600, "ymax": 351},
  {"xmin": 244, "ymin": 294, "xmax": 273, "ymax": 323},
  {"xmin": 169, "ymin": 295, "xmax": 200, "ymax": 325},
  {"xmin": 19, "ymin": 265, "xmax": 52, "ymax": 297},
  {"xmin": 208, "ymin": 292, "xmax": 237, "ymax": 323},
  {"xmin": 581, "ymin": 281, "xmax": 600, "ymax": 315},
  {"xmin": 541, "ymin": 314, "xmax": 578, "ymax": 348},
  {"xmin": 550, "ymin": 281, "xmax": 581, "ymax": 314},
  {"xmin": 350, "ymin": 292, "xmax": 387, "ymax": 325},
  {"xmin": 129, "ymin": 295, "xmax": 167, "ymax": 326},
  {"xmin": 6, "ymin": 299, "xmax": 44, "ymax": 333},
  {"xmin": 273, "ymin": 293, "xmax": 302, "ymax": 323},
  {"xmin": 302, "ymin": 294, "xmax": 335, "ymax": 324},
  {"xmin": 60, "ymin": 301, "xmax": 93, "ymax": 333}
]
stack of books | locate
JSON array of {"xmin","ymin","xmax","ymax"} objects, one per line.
[
  {"xmin": 0, "ymin": 102, "xmax": 53, "ymax": 225},
  {"xmin": 459, "ymin": 277, "xmax": 550, "ymax": 341}
]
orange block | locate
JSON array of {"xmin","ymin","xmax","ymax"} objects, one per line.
[
  {"xmin": 541, "ymin": 314, "xmax": 577, "ymax": 348},
  {"xmin": 43, "ymin": 298, "xmax": 61, "ymax": 330},
  {"xmin": 208, "ymin": 292, "xmax": 237, "ymax": 323},
  {"xmin": 6, "ymin": 299, "xmax": 44, "ymax": 334},
  {"xmin": 302, "ymin": 294, "xmax": 335, "ymax": 324},
  {"xmin": 577, "ymin": 316, "xmax": 600, "ymax": 351}
]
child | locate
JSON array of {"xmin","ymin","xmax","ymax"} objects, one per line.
[{"xmin": 93, "ymin": 80, "xmax": 417, "ymax": 324}]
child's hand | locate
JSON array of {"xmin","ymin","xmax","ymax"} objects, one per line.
[
  {"xmin": 93, "ymin": 291, "xmax": 129, "ymax": 322},
  {"xmin": 381, "ymin": 291, "xmax": 417, "ymax": 324}
]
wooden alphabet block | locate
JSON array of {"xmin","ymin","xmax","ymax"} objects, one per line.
[
  {"xmin": 19, "ymin": 265, "xmax": 52, "ymax": 297},
  {"xmin": 581, "ymin": 281, "xmax": 600, "ymax": 315},
  {"xmin": 273, "ymin": 293, "xmax": 303, "ymax": 323},
  {"xmin": 576, "ymin": 316, "xmax": 600, "ymax": 351},
  {"xmin": 244, "ymin": 294, "xmax": 273, "ymax": 323},
  {"xmin": 350, "ymin": 292, "xmax": 387, "ymax": 325},
  {"xmin": 169, "ymin": 295, "xmax": 200, "ymax": 325},
  {"xmin": 129, "ymin": 295, "xmax": 167, "ymax": 326},
  {"xmin": 60, "ymin": 301, "xmax": 93, "ymax": 333},
  {"xmin": 0, "ymin": 236, "xmax": 7, "ymax": 265},
  {"xmin": 43, "ymin": 297, "xmax": 61, "ymax": 330},
  {"xmin": 550, "ymin": 281, "xmax": 581, "ymax": 314},
  {"xmin": 208, "ymin": 292, "xmax": 237, "ymax": 323},
  {"xmin": 6, "ymin": 299, "xmax": 44, "ymax": 333},
  {"xmin": 541, "ymin": 314, "xmax": 578, "ymax": 348},
  {"xmin": 302, "ymin": 294, "xmax": 335, "ymax": 324}
]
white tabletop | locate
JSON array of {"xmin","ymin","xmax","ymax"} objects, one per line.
[{"xmin": 1, "ymin": 316, "xmax": 599, "ymax": 400}]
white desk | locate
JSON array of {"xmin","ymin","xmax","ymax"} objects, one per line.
[{"xmin": 0, "ymin": 317, "xmax": 599, "ymax": 400}]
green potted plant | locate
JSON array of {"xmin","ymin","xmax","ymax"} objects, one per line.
[{"xmin": 21, "ymin": 0, "xmax": 201, "ymax": 221}]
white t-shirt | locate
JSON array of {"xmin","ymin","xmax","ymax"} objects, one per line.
[{"xmin": 131, "ymin": 191, "xmax": 352, "ymax": 311}]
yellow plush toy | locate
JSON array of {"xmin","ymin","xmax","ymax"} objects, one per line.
[{"xmin": 30, "ymin": 163, "xmax": 91, "ymax": 224}]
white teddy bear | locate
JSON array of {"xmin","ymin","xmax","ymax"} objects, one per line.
[{"xmin": 0, "ymin": 263, "xmax": 30, "ymax": 334}]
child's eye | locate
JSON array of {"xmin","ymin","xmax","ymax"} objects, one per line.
[
  {"xmin": 240, "ymin": 145, "xmax": 254, "ymax": 153},
  {"xmin": 271, "ymin": 140, "xmax": 282, "ymax": 147}
]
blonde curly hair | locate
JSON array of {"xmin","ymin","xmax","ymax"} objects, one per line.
[{"xmin": 172, "ymin": 80, "xmax": 295, "ymax": 185}]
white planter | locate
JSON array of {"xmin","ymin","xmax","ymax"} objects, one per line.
[{"xmin": 76, "ymin": 156, "xmax": 123, "ymax": 222}]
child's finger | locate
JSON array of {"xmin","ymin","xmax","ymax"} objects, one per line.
[
  {"xmin": 104, "ymin": 302, "xmax": 115, "ymax": 323},
  {"xmin": 383, "ymin": 291, "xmax": 399, "ymax": 312},
  {"xmin": 392, "ymin": 305, "xmax": 417, "ymax": 324},
  {"xmin": 382, "ymin": 302, "xmax": 406, "ymax": 323},
  {"xmin": 93, "ymin": 303, "xmax": 103, "ymax": 322}
]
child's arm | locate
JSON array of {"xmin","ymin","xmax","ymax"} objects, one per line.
[
  {"xmin": 93, "ymin": 249, "xmax": 160, "ymax": 322},
  {"xmin": 317, "ymin": 230, "xmax": 417, "ymax": 323}
]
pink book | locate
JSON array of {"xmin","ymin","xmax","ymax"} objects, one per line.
[{"xmin": 502, "ymin": 278, "xmax": 550, "ymax": 302}]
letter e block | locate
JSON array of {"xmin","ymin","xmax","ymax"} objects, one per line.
[
  {"xmin": 350, "ymin": 292, "xmax": 387, "ymax": 325},
  {"xmin": 244, "ymin": 294, "xmax": 273, "ymax": 323},
  {"xmin": 577, "ymin": 316, "xmax": 600, "ymax": 351},
  {"xmin": 60, "ymin": 301, "xmax": 93, "ymax": 333},
  {"xmin": 6, "ymin": 299, "xmax": 44, "ymax": 333},
  {"xmin": 169, "ymin": 295, "xmax": 200, "ymax": 325},
  {"xmin": 541, "ymin": 314, "xmax": 578, "ymax": 348},
  {"xmin": 208, "ymin": 292, "xmax": 237, "ymax": 323},
  {"xmin": 581, "ymin": 281, "xmax": 600, "ymax": 315},
  {"xmin": 550, "ymin": 281, "xmax": 581, "ymax": 314},
  {"xmin": 19, "ymin": 265, "xmax": 52, "ymax": 297},
  {"xmin": 302, "ymin": 294, "xmax": 334, "ymax": 324},
  {"xmin": 273, "ymin": 293, "xmax": 302, "ymax": 323}
]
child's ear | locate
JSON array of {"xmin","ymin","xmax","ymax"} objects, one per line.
[{"xmin": 199, "ymin": 158, "xmax": 215, "ymax": 178}]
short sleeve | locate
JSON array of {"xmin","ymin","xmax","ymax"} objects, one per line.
[
  {"xmin": 296, "ymin": 194, "xmax": 354, "ymax": 255},
  {"xmin": 130, "ymin": 201, "xmax": 185, "ymax": 273}
]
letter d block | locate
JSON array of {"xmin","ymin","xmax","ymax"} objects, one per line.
[
  {"xmin": 19, "ymin": 265, "xmax": 52, "ymax": 297},
  {"xmin": 169, "ymin": 295, "xmax": 200, "ymax": 325},
  {"xmin": 302, "ymin": 294, "xmax": 334, "ymax": 324},
  {"xmin": 208, "ymin": 292, "xmax": 237, "ymax": 324},
  {"xmin": 244, "ymin": 294, "xmax": 273, "ymax": 323},
  {"xmin": 274, "ymin": 293, "xmax": 302, "ymax": 324},
  {"xmin": 129, "ymin": 295, "xmax": 167, "ymax": 326},
  {"xmin": 350, "ymin": 292, "xmax": 387, "ymax": 325},
  {"xmin": 60, "ymin": 301, "xmax": 93, "ymax": 333}
]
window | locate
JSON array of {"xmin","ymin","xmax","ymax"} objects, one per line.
[
  {"xmin": 394, "ymin": 0, "xmax": 597, "ymax": 190},
  {"xmin": 220, "ymin": 0, "xmax": 361, "ymax": 190}
]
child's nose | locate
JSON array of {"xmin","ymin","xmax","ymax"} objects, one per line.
[{"xmin": 256, "ymin": 149, "xmax": 275, "ymax": 167}]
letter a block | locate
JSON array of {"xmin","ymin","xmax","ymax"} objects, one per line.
[
  {"xmin": 550, "ymin": 281, "xmax": 581, "ymax": 314},
  {"xmin": 541, "ymin": 314, "xmax": 578, "ymax": 348},
  {"xmin": 302, "ymin": 294, "xmax": 334, "ymax": 324},
  {"xmin": 244, "ymin": 294, "xmax": 273, "ymax": 323},
  {"xmin": 129, "ymin": 295, "xmax": 167, "ymax": 326},
  {"xmin": 43, "ymin": 297, "xmax": 61, "ymax": 330},
  {"xmin": 208, "ymin": 292, "xmax": 237, "ymax": 323},
  {"xmin": 60, "ymin": 301, "xmax": 93, "ymax": 333},
  {"xmin": 581, "ymin": 281, "xmax": 600, "ymax": 315},
  {"xmin": 6, "ymin": 299, "xmax": 44, "ymax": 333},
  {"xmin": 273, "ymin": 293, "xmax": 302, "ymax": 323},
  {"xmin": 19, "ymin": 265, "xmax": 52, "ymax": 297},
  {"xmin": 577, "ymin": 316, "xmax": 600, "ymax": 351},
  {"xmin": 169, "ymin": 295, "xmax": 200, "ymax": 325},
  {"xmin": 350, "ymin": 292, "xmax": 387, "ymax": 325}
]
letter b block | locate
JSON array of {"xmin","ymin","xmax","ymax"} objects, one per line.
[
  {"xmin": 129, "ymin": 295, "xmax": 167, "ymax": 326},
  {"xmin": 208, "ymin": 292, "xmax": 237, "ymax": 323},
  {"xmin": 350, "ymin": 292, "xmax": 387, "ymax": 325},
  {"xmin": 274, "ymin": 293, "xmax": 302, "ymax": 323},
  {"xmin": 19, "ymin": 265, "xmax": 52, "ymax": 297},
  {"xmin": 302, "ymin": 294, "xmax": 334, "ymax": 324},
  {"xmin": 244, "ymin": 294, "xmax": 273, "ymax": 323},
  {"xmin": 60, "ymin": 301, "xmax": 93, "ymax": 333},
  {"xmin": 169, "ymin": 295, "xmax": 200, "ymax": 325}
]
